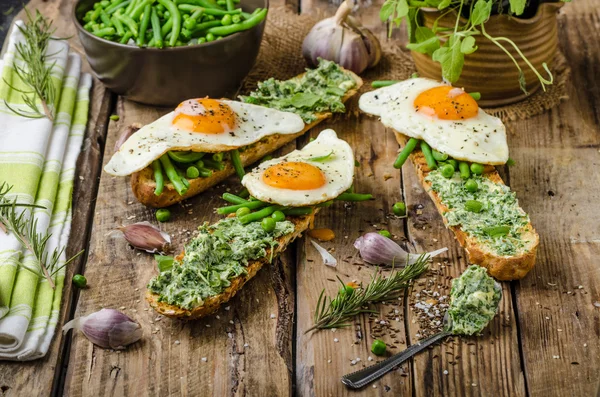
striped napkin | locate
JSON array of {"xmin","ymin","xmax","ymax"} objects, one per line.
[{"xmin": 0, "ymin": 21, "xmax": 91, "ymax": 360}]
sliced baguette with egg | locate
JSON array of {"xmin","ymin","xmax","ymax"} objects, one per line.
[
  {"xmin": 130, "ymin": 70, "xmax": 363, "ymax": 208},
  {"xmin": 146, "ymin": 211, "xmax": 317, "ymax": 319},
  {"xmin": 395, "ymin": 132, "xmax": 539, "ymax": 281}
]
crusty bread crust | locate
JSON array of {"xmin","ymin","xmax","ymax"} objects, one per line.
[
  {"xmin": 394, "ymin": 132, "xmax": 539, "ymax": 281},
  {"xmin": 131, "ymin": 70, "xmax": 363, "ymax": 208},
  {"xmin": 146, "ymin": 212, "xmax": 317, "ymax": 319}
]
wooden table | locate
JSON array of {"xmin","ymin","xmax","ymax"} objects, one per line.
[{"xmin": 1, "ymin": 0, "xmax": 598, "ymax": 396}]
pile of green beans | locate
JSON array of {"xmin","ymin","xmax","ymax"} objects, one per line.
[
  {"xmin": 392, "ymin": 138, "xmax": 489, "ymax": 191},
  {"xmin": 80, "ymin": 0, "xmax": 268, "ymax": 48},
  {"xmin": 217, "ymin": 191, "xmax": 374, "ymax": 226}
]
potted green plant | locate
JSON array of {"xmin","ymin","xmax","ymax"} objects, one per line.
[{"xmin": 380, "ymin": 0, "xmax": 567, "ymax": 106}]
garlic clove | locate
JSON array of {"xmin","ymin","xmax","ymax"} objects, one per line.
[
  {"xmin": 354, "ymin": 232, "xmax": 447, "ymax": 266},
  {"xmin": 114, "ymin": 123, "xmax": 141, "ymax": 152},
  {"xmin": 63, "ymin": 308, "xmax": 142, "ymax": 350},
  {"xmin": 339, "ymin": 31, "xmax": 370, "ymax": 75},
  {"xmin": 116, "ymin": 221, "xmax": 171, "ymax": 253}
]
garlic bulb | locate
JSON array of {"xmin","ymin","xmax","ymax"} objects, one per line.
[
  {"xmin": 302, "ymin": 0, "xmax": 382, "ymax": 74},
  {"xmin": 63, "ymin": 309, "xmax": 142, "ymax": 350}
]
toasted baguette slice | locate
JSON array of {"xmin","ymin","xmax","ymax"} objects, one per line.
[
  {"xmin": 146, "ymin": 211, "xmax": 316, "ymax": 319},
  {"xmin": 131, "ymin": 70, "xmax": 363, "ymax": 208},
  {"xmin": 395, "ymin": 132, "xmax": 539, "ymax": 281}
]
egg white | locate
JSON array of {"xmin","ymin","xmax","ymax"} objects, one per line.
[
  {"xmin": 359, "ymin": 78, "xmax": 509, "ymax": 165},
  {"xmin": 242, "ymin": 129, "xmax": 355, "ymax": 206},
  {"xmin": 104, "ymin": 100, "xmax": 305, "ymax": 176}
]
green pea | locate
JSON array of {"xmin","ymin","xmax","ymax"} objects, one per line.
[
  {"xmin": 371, "ymin": 339, "xmax": 386, "ymax": 356},
  {"xmin": 465, "ymin": 200, "xmax": 483, "ymax": 213},
  {"xmin": 236, "ymin": 207, "xmax": 251, "ymax": 217},
  {"xmin": 440, "ymin": 163, "xmax": 455, "ymax": 178},
  {"xmin": 271, "ymin": 210, "xmax": 285, "ymax": 222},
  {"xmin": 446, "ymin": 159, "xmax": 458, "ymax": 170},
  {"xmin": 465, "ymin": 179, "xmax": 478, "ymax": 193},
  {"xmin": 261, "ymin": 217, "xmax": 276, "ymax": 232},
  {"xmin": 392, "ymin": 201, "xmax": 406, "ymax": 217},
  {"xmin": 206, "ymin": 32, "xmax": 215, "ymax": 41},
  {"xmin": 183, "ymin": 18, "xmax": 196, "ymax": 30},
  {"xmin": 198, "ymin": 37, "xmax": 207, "ymax": 43},
  {"xmin": 470, "ymin": 163, "xmax": 485, "ymax": 175},
  {"xmin": 378, "ymin": 230, "xmax": 392, "ymax": 238},
  {"xmin": 156, "ymin": 208, "xmax": 171, "ymax": 222},
  {"xmin": 110, "ymin": 114, "xmax": 120, "ymax": 121},
  {"xmin": 186, "ymin": 166, "xmax": 200, "ymax": 178},
  {"xmin": 221, "ymin": 14, "xmax": 232, "ymax": 26},
  {"xmin": 72, "ymin": 274, "xmax": 87, "ymax": 289}
]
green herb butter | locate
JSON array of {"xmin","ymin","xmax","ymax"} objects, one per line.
[
  {"xmin": 425, "ymin": 170, "xmax": 530, "ymax": 256},
  {"xmin": 447, "ymin": 265, "xmax": 502, "ymax": 335},
  {"xmin": 148, "ymin": 217, "xmax": 295, "ymax": 309},
  {"xmin": 240, "ymin": 59, "xmax": 356, "ymax": 123}
]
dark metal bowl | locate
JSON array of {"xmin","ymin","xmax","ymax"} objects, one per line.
[{"xmin": 73, "ymin": 0, "xmax": 268, "ymax": 106}]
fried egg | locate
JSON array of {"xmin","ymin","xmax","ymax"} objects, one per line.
[
  {"xmin": 359, "ymin": 78, "xmax": 508, "ymax": 165},
  {"xmin": 104, "ymin": 98, "xmax": 305, "ymax": 176},
  {"xmin": 242, "ymin": 129, "xmax": 354, "ymax": 206}
]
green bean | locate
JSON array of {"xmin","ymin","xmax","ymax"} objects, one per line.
[
  {"xmin": 90, "ymin": 7, "xmax": 102, "ymax": 22},
  {"xmin": 458, "ymin": 161, "xmax": 470, "ymax": 179},
  {"xmin": 371, "ymin": 80, "xmax": 398, "ymax": 88},
  {"xmin": 206, "ymin": 8, "xmax": 267, "ymax": 36},
  {"xmin": 176, "ymin": 0, "xmax": 224, "ymax": 10},
  {"xmin": 137, "ymin": 4, "xmax": 152, "ymax": 45},
  {"xmin": 222, "ymin": 193, "xmax": 249, "ymax": 205},
  {"xmin": 446, "ymin": 159, "xmax": 458, "ymax": 170},
  {"xmin": 316, "ymin": 201, "xmax": 333, "ymax": 207},
  {"xmin": 125, "ymin": 0, "xmax": 139, "ymax": 15},
  {"xmin": 106, "ymin": 0, "xmax": 131, "ymax": 15},
  {"xmin": 217, "ymin": 200, "xmax": 267, "ymax": 215},
  {"xmin": 158, "ymin": 0, "xmax": 181, "ymax": 46},
  {"xmin": 168, "ymin": 151, "xmax": 204, "ymax": 163},
  {"xmin": 240, "ymin": 11, "xmax": 252, "ymax": 19},
  {"xmin": 119, "ymin": 31, "xmax": 133, "ymax": 43},
  {"xmin": 99, "ymin": 10, "xmax": 113, "ymax": 27},
  {"xmin": 238, "ymin": 188, "xmax": 250, "ymax": 199},
  {"xmin": 221, "ymin": 14, "xmax": 232, "ymax": 25},
  {"xmin": 150, "ymin": 7, "xmax": 163, "ymax": 48},
  {"xmin": 420, "ymin": 141, "xmax": 437, "ymax": 170},
  {"xmin": 432, "ymin": 149, "xmax": 448, "ymax": 161},
  {"xmin": 238, "ymin": 205, "xmax": 285, "ymax": 225},
  {"xmin": 152, "ymin": 160, "xmax": 164, "ymax": 196},
  {"xmin": 212, "ymin": 152, "xmax": 223, "ymax": 162},
  {"xmin": 393, "ymin": 138, "xmax": 418, "ymax": 169},
  {"xmin": 93, "ymin": 27, "xmax": 116, "ymax": 38},
  {"xmin": 161, "ymin": 17, "xmax": 173, "ymax": 36},
  {"xmin": 197, "ymin": 167, "xmax": 213, "ymax": 178},
  {"xmin": 230, "ymin": 149, "xmax": 244, "ymax": 179},
  {"xmin": 111, "ymin": 15, "xmax": 125, "ymax": 35},
  {"xmin": 118, "ymin": 14, "xmax": 139, "ymax": 35},
  {"xmin": 130, "ymin": 0, "xmax": 152, "ymax": 19},
  {"xmin": 225, "ymin": 0, "xmax": 234, "ymax": 11},
  {"xmin": 177, "ymin": 4, "xmax": 241, "ymax": 15},
  {"xmin": 283, "ymin": 207, "xmax": 313, "ymax": 216},
  {"xmin": 335, "ymin": 193, "xmax": 373, "ymax": 202},
  {"xmin": 84, "ymin": 21, "xmax": 95, "ymax": 31},
  {"xmin": 159, "ymin": 154, "xmax": 188, "ymax": 195}
]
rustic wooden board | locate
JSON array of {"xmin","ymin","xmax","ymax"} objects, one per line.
[{"xmin": 0, "ymin": 1, "xmax": 114, "ymax": 395}]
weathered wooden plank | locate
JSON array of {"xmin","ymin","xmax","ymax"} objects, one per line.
[
  {"xmin": 62, "ymin": 98, "xmax": 296, "ymax": 396},
  {"xmin": 507, "ymin": 1, "xmax": 600, "ymax": 395},
  {"xmin": 0, "ymin": 1, "xmax": 113, "ymax": 395}
]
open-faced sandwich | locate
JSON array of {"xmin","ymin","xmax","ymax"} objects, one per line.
[
  {"xmin": 359, "ymin": 78, "xmax": 539, "ymax": 281},
  {"xmin": 104, "ymin": 60, "xmax": 362, "ymax": 207},
  {"xmin": 146, "ymin": 129, "xmax": 372, "ymax": 319}
]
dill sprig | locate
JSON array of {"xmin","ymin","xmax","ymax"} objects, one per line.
[
  {"xmin": 3, "ymin": 9, "xmax": 62, "ymax": 121},
  {"xmin": 306, "ymin": 254, "xmax": 430, "ymax": 333},
  {"xmin": 0, "ymin": 183, "xmax": 82, "ymax": 289}
]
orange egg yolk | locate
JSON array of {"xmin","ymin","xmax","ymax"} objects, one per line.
[
  {"xmin": 413, "ymin": 86, "xmax": 479, "ymax": 120},
  {"xmin": 172, "ymin": 98, "xmax": 236, "ymax": 134},
  {"xmin": 262, "ymin": 161, "xmax": 326, "ymax": 190}
]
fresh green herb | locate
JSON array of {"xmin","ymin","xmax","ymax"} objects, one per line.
[
  {"xmin": 382, "ymin": 0, "xmax": 558, "ymax": 93},
  {"xmin": 4, "ymin": 9, "xmax": 63, "ymax": 121},
  {"xmin": 306, "ymin": 254, "xmax": 429, "ymax": 332},
  {"xmin": 0, "ymin": 183, "xmax": 83, "ymax": 289},
  {"xmin": 155, "ymin": 254, "xmax": 174, "ymax": 272},
  {"xmin": 506, "ymin": 158, "xmax": 516, "ymax": 166},
  {"xmin": 308, "ymin": 150, "xmax": 334, "ymax": 162}
]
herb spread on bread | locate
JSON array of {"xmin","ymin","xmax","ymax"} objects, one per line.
[
  {"xmin": 240, "ymin": 59, "xmax": 357, "ymax": 123},
  {"xmin": 148, "ymin": 217, "xmax": 294, "ymax": 309},
  {"xmin": 447, "ymin": 265, "xmax": 501, "ymax": 335},
  {"xmin": 426, "ymin": 170, "xmax": 530, "ymax": 256}
]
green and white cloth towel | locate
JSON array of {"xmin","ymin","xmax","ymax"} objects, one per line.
[{"xmin": 0, "ymin": 21, "xmax": 92, "ymax": 361}]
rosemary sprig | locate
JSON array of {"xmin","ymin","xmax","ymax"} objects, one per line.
[
  {"xmin": 306, "ymin": 254, "xmax": 430, "ymax": 333},
  {"xmin": 3, "ymin": 9, "xmax": 61, "ymax": 121},
  {"xmin": 0, "ymin": 183, "xmax": 83, "ymax": 289}
]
